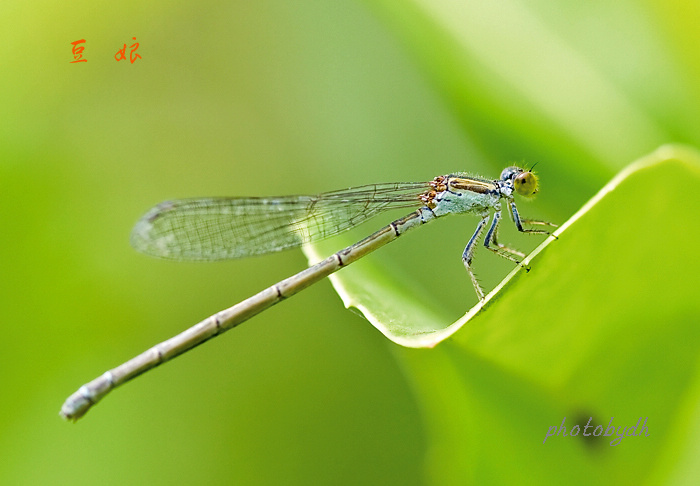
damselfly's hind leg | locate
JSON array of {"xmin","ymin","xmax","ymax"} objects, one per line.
[
  {"xmin": 462, "ymin": 215, "xmax": 489, "ymax": 301},
  {"xmin": 464, "ymin": 206, "xmax": 555, "ymax": 302}
]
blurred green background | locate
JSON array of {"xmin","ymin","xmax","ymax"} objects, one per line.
[{"xmin": 1, "ymin": 0, "xmax": 699, "ymax": 484}]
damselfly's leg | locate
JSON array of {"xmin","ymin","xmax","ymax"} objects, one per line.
[
  {"xmin": 484, "ymin": 209, "xmax": 528, "ymax": 266},
  {"xmin": 509, "ymin": 201, "xmax": 557, "ymax": 235},
  {"xmin": 463, "ymin": 215, "xmax": 489, "ymax": 301},
  {"xmin": 484, "ymin": 210, "xmax": 527, "ymax": 262},
  {"xmin": 521, "ymin": 219, "xmax": 558, "ymax": 228}
]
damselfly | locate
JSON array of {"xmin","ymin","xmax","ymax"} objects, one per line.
[{"xmin": 60, "ymin": 166, "xmax": 556, "ymax": 420}]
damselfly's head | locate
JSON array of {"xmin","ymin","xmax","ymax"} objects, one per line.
[{"xmin": 500, "ymin": 166, "xmax": 539, "ymax": 197}]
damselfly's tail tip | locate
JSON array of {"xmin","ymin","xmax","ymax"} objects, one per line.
[
  {"xmin": 59, "ymin": 407, "xmax": 79, "ymax": 422},
  {"xmin": 59, "ymin": 391, "xmax": 93, "ymax": 422},
  {"xmin": 58, "ymin": 409, "xmax": 77, "ymax": 422}
]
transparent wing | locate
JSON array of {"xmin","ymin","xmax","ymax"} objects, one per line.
[{"xmin": 130, "ymin": 182, "xmax": 429, "ymax": 260}]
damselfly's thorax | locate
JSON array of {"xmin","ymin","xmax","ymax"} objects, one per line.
[
  {"xmin": 419, "ymin": 175, "xmax": 447, "ymax": 209},
  {"xmin": 419, "ymin": 167, "xmax": 540, "ymax": 215}
]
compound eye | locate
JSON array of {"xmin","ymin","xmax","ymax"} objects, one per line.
[
  {"xmin": 514, "ymin": 171, "xmax": 539, "ymax": 196},
  {"xmin": 500, "ymin": 166, "xmax": 519, "ymax": 181}
]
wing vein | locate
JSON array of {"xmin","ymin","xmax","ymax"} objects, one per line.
[{"xmin": 131, "ymin": 182, "xmax": 429, "ymax": 260}]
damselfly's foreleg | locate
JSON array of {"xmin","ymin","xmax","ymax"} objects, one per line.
[
  {"xmin": 520, "ymin": 218, "xmax": 558, "ymax": 228},
  {"xmin": 484, "ymin": 210, "xmax": 527, "ymax": 262},
  {"xmin": 462, "ymin": 215, "xmax": 489, "ymax": 301},
  {"xmin": 509, "ymin": 201, "xmax": 557, "ymax": 235}
]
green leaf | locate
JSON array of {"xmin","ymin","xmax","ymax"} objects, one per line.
[
  {"xmin": 362, "ymin": 0, "xmax": 671, "ymax": 174},
  {"xmin": 305, "ymin": 144, "xmax": 700, "ymax": 482}
]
